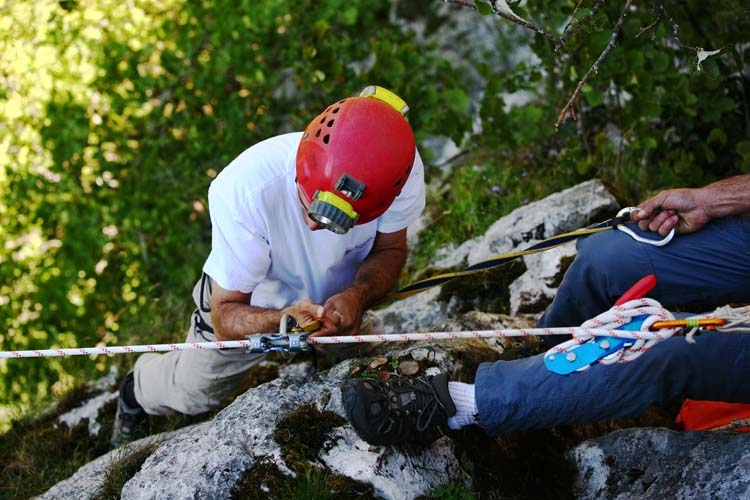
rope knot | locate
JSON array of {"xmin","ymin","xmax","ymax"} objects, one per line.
[{"xmin": 546, "ymin": 297, "xmax": 681, "ymax": 366}]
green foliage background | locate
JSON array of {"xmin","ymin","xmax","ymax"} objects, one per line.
[{"xmin": 0, "ymin": 0, "xmax": 748, "ymax": 427}]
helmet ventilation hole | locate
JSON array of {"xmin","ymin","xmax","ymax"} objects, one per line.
[
  {"xmin": 323, "ymin": 134, "xmax": 330, "ymax": 144},
  {"xmin": 327, "ymin": 119, "xmax": 335, "ymax": 127},
  {"xmin": 315, "ymin": 129, "xmax": 321, "ymax": 137},
  {"xmin": 319, "ymin": 117, "xmax": 325, "ymax": 124},
  {"xmin": 333, "ymin": 107, "xmax": 340, "ymax": 113},
  {"xmin": 394, "ymin": 178, "xmax": 403, "ymax": 187}
]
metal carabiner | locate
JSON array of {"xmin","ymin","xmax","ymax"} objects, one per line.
[{"xmin": 615, "ymin": 207, "xmax": 675, "ymax": 247}]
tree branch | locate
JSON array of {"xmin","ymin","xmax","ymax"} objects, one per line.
[
  {"xmin": 635, "ymin": 5, "xmax": 662, "ymax": 41},
  {"xmin": 658, "ymin": 2, "xmax": 699, "ymax": 52},
  {"xmin": 561, "ymin": 0, "xmax": 587, "ymax": 37},
  {"xmin": 442, "ymin": 0, "xmax": 563, "ymax": 48},
  {"xmin": 560, "ymin": 0, "xmax": 605, "ymax": 45},
  {"xmin": 555, "ymin": 0, "xmax": 634, "ymax": 130}
]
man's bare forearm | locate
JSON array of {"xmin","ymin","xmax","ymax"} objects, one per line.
[
  {"xmin": 702, "ymin": 174, "xmax": 750, "ymax": 219},
  {"xmin": 211, "ymin": 302, "xmax": 286, "ymax": 341},
  {"xmin": 350, "ymin": 246, "xmax": 407, "ymax": 308},
  {"xmin": 210, "ymin": 281, "xmax": 325, "ymax": 341},
  {"xmin": 346, "ymin": 230, "xmax": 407, "ymax": 309}
]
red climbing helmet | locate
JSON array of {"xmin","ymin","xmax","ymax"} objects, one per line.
[{"xmin": 296, "ymin": 85, "xmax": 416, "ymax": 234}]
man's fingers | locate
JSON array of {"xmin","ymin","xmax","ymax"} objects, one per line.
[
  {"xmin": 657, "ymin": 214, "xmax": 679, "ymax": 236},
  {"xmin": 647, "ymin": 210, "xmax": 673, "ymax": 233},
  {"xmin": 309, "ymin": 314, "xmax": 339, "ymax": 337},
  {"xmin": 295, "ymin": 302, "xmax": 324, "ymax": 318},
  {"xmin": 635, "ymin": 198, "xmax": 660, "ymax": 220}
]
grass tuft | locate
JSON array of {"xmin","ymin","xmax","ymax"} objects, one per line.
[{"xmin": 93, "ymin": 442, "xmax": 160, "ymax": 500}]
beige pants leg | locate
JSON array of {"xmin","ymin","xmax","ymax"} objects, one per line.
[{"xmin": 133, "ymin": 277, "xmax": 265, "ymax": 416}]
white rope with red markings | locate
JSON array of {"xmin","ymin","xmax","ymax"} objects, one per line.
[
  {"xmin": 309, "ymin": 325, "xmax": 662, "ymax": 344},
  {"xmin": 0, "ymin": 340, "xmax": 255, "ymax": 358},
  {"xmin": 0, "ymin": 327, "xmax": 672, "ymax": 359},
  {"xmin": 1, "ymin": 302, "xmax": 748, "ymax": 360}
]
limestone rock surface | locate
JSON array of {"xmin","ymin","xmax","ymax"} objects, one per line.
[{"xmin": 572, "ymin": 428, "xmax": 750, "ymax": 499}]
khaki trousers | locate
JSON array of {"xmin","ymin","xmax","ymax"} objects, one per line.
[{"xmin": 133, "ymin": 276, "xmax": 383, "ymax": 416}]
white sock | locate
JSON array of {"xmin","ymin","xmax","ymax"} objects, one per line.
[{"xmin": 447, "ymin": 382, "xmax": 478, "ymax": 430}]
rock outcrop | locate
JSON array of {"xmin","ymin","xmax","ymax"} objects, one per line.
[
  {"xmin": 381, "ymin": 179, "xmax": 619, "ymax": 333},
  {"xmin": 572, "ymin": 428, "xmax": 750, "ymax": 499}
]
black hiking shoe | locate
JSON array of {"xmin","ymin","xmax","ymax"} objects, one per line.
[
  {"xmin": 341, "ymin": 373, "xmax": 457, "ymax": 446},
  {"xmin": 111, "ymin": 372, "xmax": 147, "ymax": 448}
]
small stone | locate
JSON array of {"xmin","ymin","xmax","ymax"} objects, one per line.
[
  {"xmin": 369, "ymin": 357, "xmax": 389, "ymax": 369},
  {"xmin": 399, "ymin": 360, "xmax": 420, "ymax": 376}
]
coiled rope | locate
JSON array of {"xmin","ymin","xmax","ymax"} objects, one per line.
[{"xmin": 546, "ymin": 297, "xmax": 679, "ymax": 365}]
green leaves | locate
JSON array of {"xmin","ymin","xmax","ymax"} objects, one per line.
[
  {"xmin": 701, "ymin": 58, "xmax": 720, "ymax": 79},
  {"xmin": 443, "ymin": 88, "xmax": 470, "ymax": 114},
  {"xmin": 582, "ymin": 84, "xmax": 604, "ymax": 107},
  {"xmin": 650, "ymin": 51, "xmax": 670, "ymax": 73},
  {"xmin": 737, "ymin": 141, "xmax": 750, "ymax": 165},
  {"xmin": 474, "ymin": 0, "xmax": 493, "ymax": 16}
]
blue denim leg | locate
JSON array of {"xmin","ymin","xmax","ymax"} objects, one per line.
[
  {"xmin": 475, "ymin": 331, "xmax": 750, "ymax": 435},
  {"xmin": 538, "ymin": 216, "xmax": 750, "ymax": 328}
]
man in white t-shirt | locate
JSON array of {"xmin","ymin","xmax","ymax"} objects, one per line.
[{"xmin": 111, "ymin": 86, "xmax": 425, "ymax": 447}]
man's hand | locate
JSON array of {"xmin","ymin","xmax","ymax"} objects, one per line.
[
  {"xmin": 631, "ymin": 188, "xmax": 712, "ymax": 236},
  {"xmin": 281, "ymin": 299, "xmax": 327, "ymax": 330},
  {"xmin": 211, "ymin": 280, "xmax": 330, "ymax": 341},
  {"xmin": 312, "ymin": 288, "xmax": 365, "ymax": 337}
]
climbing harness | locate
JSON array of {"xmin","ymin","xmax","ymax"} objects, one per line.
[{"xmin": 381, "ymin": 206, "xmax": 672, "ymax": 303}]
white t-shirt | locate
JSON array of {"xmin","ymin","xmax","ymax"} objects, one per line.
[{"xmin": 202, "ymin": 132, "xmax": 425, "ymax": 309}]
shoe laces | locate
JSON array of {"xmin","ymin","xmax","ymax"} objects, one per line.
[{"xmin": 388, "ymin": 377, "xmax": 446, "ymax": 433}]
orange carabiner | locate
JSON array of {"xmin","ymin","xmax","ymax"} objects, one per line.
[{"xmin": 651, "ymin": 318, "xmax": 727, "ymax": 331}]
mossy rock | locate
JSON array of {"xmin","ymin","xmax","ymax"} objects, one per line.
[
  {"xmin": 436, "ymin": 260, "xmax": 527, "ymax": 314},
  {"xmin": 273, "ymin": 402, "xmax": 345, "ymax": 474}
]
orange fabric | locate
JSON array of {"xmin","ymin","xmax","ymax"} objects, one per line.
[{"xmin": 675, "ymin": 399, "xmax": 750, "ymax": 431}]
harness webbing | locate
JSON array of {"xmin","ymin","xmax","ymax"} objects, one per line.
[{"xmin": 382, "ymin": 215, "xmax": 628, "ymax": 303}]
